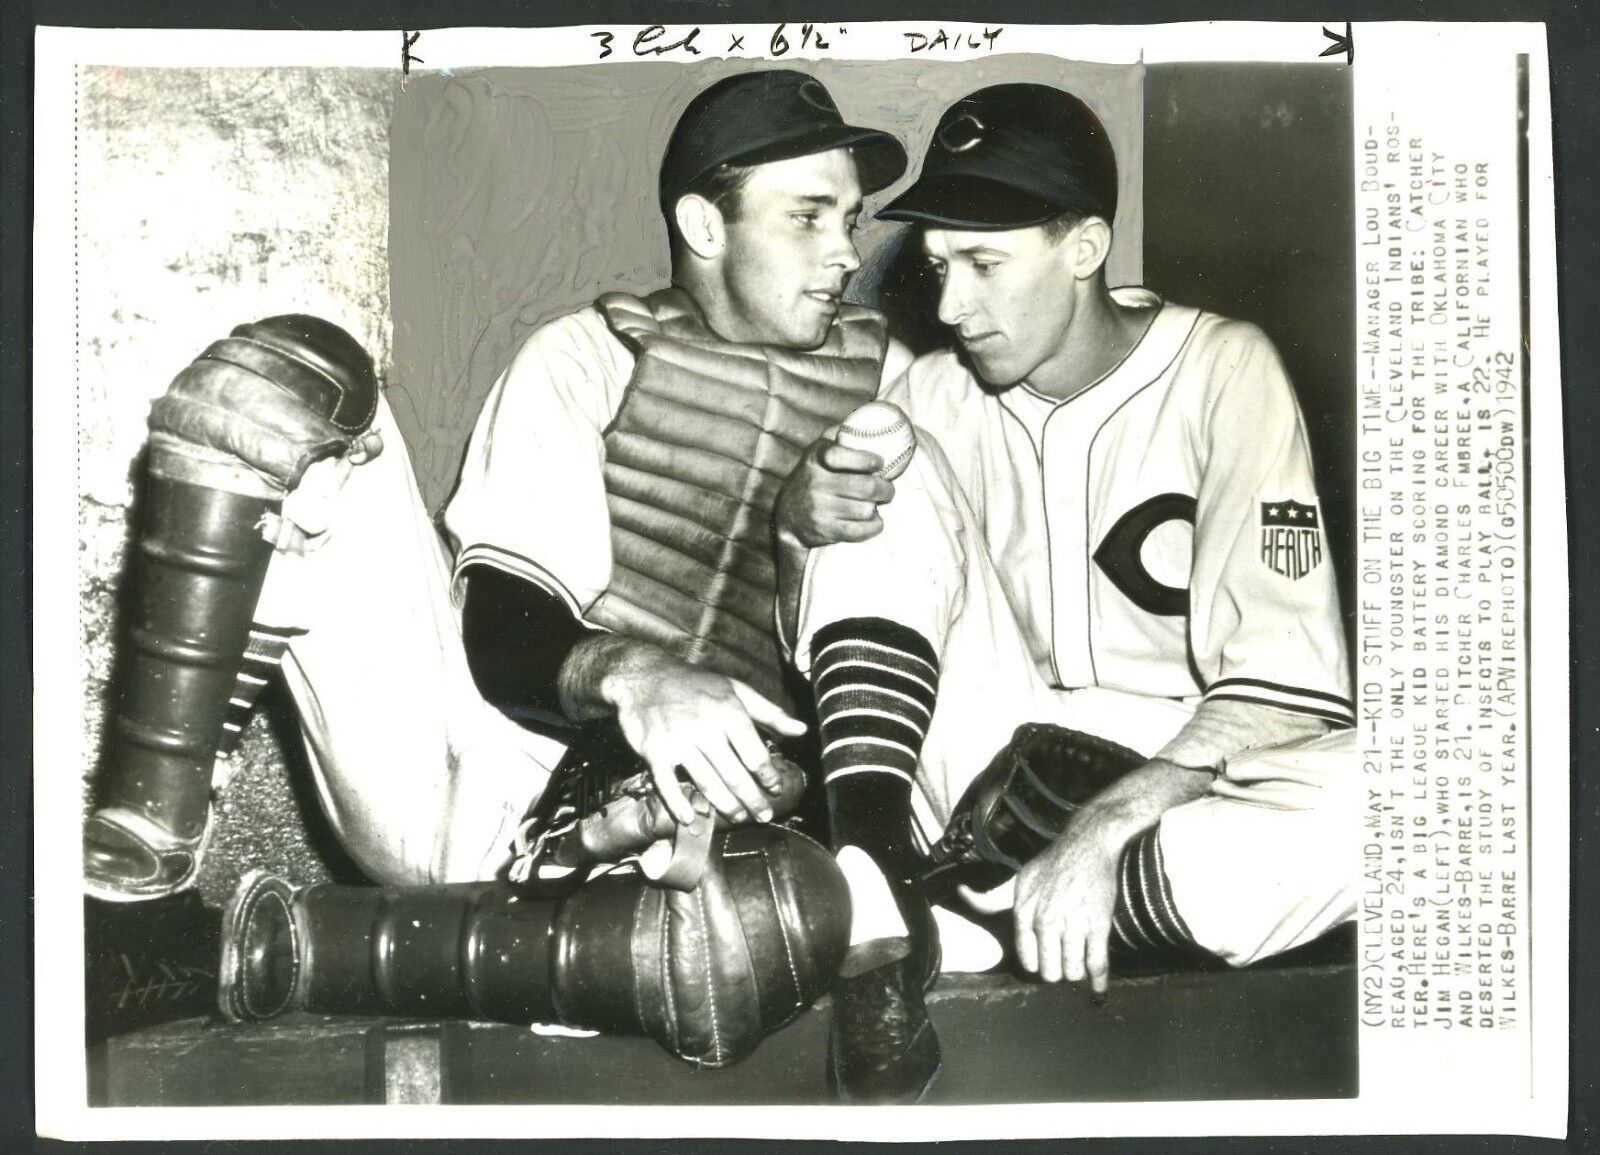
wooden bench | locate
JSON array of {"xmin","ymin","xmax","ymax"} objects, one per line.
[{"xmin": 88, "ymin": 963, "xmax": 1355, "ymax": 1106}]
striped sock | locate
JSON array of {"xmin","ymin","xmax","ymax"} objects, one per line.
[
  {"xmin": 214, "ymin": 624, "xmax": 297, "ymax": 758},
  {"xmin": 1110, "ymin": 825, "xmax": 1214, "ymax": 960},
  {"xmin": 812, "ymin": 617, "xmax": 939, "ymax": 950},
  {"xmin": 811, "ymin": 617, "xmax": 938, "ymax": 790},
  {"xmin": 811, "ymin": 616, "xmax": 939, "ymax": 892}
]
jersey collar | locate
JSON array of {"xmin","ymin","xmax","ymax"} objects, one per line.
[{"xmin": 1011, "ymin": 287, "xmax": 1199, "ymax": 410}]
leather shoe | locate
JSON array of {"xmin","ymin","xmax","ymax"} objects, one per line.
[
  {"xmin": 83, "ymin": 806, "xmax": 210, "ymax": 902},
  {"xmin": 826, "ymin": 937, "xmax": 941, "ymax": 1104},
  {"xmin": 827, "ymin": 881, "xmax": 942, "ymax": 1105}
]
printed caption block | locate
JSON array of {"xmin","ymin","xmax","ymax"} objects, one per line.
[{"xmin": 1355, "ymin": 51, "xmax": 1529, "ymax": 1085}]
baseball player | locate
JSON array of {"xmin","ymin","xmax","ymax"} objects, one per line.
[
  {"xmin": 84, "ymin": 69, "xmax": 910, "ymax": 901},
  {"xmin": 84, "ymin": 69, "xmax": 929, "ymax": 1077},
  {"xmin": 778, "ymin": 83, "xmax": 1356, "ymax": 1101},
  {"xmin": 444, "ymin": 68, "xmax": 913, "ymax": 847}
]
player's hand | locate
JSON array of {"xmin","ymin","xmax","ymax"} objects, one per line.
[
  {"xmin": 601, "ymin": 651, "xmax": 808, "ymax": 827},
  {"xmin": 775, "ymin": 428, "xmax": 895, "ymax": 549},
  {"xmin": 1013, "ymin": 819, "xmax": 1125, "ymax": 995}
]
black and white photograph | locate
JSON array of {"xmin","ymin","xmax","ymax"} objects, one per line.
[{"xmin": 29, "ymin": 16, "xmax": 1566, "ymax": 1142}]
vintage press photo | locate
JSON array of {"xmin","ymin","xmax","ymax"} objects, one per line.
[{"xmin": 32, "ymin": 20, "xmax": 1566, "ymax": 1141}]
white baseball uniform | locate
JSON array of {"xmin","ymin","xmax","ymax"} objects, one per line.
[
  {"xmin": 302, "ymin": 302, "xmax": 899, "ymax": 877},
  {"xmin": 249, "ymin": 306, "xmax": 675, "ymax": 886},
  {"xmin": 252, "ymin": 392, "xmax": 565, "ymax": 885},
  {"xmin": 792, "ymin": 288, "xmax": 1356, "ymax": 965}
]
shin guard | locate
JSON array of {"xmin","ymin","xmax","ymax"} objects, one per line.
[
  {"xmin": 85, "ymin": 315, "xmax": 379, "ymax": 901},
  {"xmin": 220, "ymin": 824, "xmax": 852, "ymax": 1069}
]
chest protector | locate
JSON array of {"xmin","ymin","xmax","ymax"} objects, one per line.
[{"xmin": 590, "ymin": 288, "xmax": 887, "ymax": 709}]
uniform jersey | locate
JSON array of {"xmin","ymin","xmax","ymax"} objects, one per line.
[
  {"xmin": 444, "ymin": 307, "xmax": 635, "ymax": 618},
  {"xmin": 444, "ymin": 304, "xmax": 912, "ymax": 625},
  {"xmin": 883, "ymin": 287, "xmax": 1352, "ymax": 727}
]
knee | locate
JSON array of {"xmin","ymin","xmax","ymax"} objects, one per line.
[{"xmin": 1156, "ymin": 800, "xmax": 1355, "ymax": 967}]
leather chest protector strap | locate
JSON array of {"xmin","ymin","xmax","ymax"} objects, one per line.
[{"xmin": 591, "ymin": 289, "xmax": 887, "ymax": 708}]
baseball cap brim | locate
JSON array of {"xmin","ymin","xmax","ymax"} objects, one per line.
[
  {"xmin": 726, "ymin": 124, "xmax": 908, "ymax": 197},
  {"xmin": 877, "ymin": 174, "xmax": 1065, "ymax": 230}
]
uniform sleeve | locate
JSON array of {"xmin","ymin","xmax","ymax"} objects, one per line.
[
  {"xmin": 441, "ymin": 308, "xmax": 632, "ymax": 618},
  {"xmin": 1186, "ymin": 323, "xmax": 1353, "ymax": 729},
  {"xmin": 878, "ymin": 337, "xmax": 915, "ymax": 392}
]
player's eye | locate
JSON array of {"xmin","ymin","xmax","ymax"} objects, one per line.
[
  {"xmin": 925, "ymin": 259, "xmax": 947, "ymax": 279},
  {"xmin": 791, "ymin": 212, "xmax": 819, "ymax": 228},
  {"xmin": 971, "ymin": 259, "xmax": 999, "ymax": 275}
]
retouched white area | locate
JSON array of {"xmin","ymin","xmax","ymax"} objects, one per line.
[
  {"xmin": 835, "ymin": 844, "xmax": 910, "ymax": 945},
  {"xmin": 931, "ymin": 904, "xmax": 1004, "ymax": 973}
]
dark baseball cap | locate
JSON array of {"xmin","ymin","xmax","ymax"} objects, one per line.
[
  {"xmin": 879, "ymin": 84, "xmax": 1118, "ymax": 230},
  {"xmin": 659, "ymin": 70, "xmax": 907, "ymax": 210}
]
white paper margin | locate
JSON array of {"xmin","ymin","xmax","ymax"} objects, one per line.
[{"xmin": 33, "ymin": 19, "xmax": 1568, "ymax": 1143}]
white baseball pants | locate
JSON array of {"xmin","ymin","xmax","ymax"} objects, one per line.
[
  {"xmin": 252, "ymin": 395, "xmax": 562, "ymax": 885},
  {"xmin": 791, "ymin": 433, "xmax": 1356, "ymax": 966}
]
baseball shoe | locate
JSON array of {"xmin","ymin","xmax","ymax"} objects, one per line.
[{"xmin": 825, "ymin": 897, "xmax": 942, "ymax": 1104}]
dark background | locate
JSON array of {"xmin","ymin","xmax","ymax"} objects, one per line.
[
  {"xmin": 1144, "ymin": 63, "xmax": 1357, "ymax": 646},
  {"xmin": 5, "ymin": 1, "xmax": 1596, "ymax": 1153}
]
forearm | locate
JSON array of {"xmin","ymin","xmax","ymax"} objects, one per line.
[
  {"xmin": 1155, "ymin": 697, "xmax": 1330, "ymax": 770},
  {"xmin": 557, "ymin": 632, "xmax": 669, "ymax": 721},
  {"xmin": 460, "ymin": 564, "xmax": 596, "ymax": 728},
  {"xmin": 1071, "ymin": 758, "xmax": 1216, "ymax": 855}
]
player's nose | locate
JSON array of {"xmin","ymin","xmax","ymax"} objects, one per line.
[
  {"xmin": 937, "ymin": 276, "xmax": 971, "ymax": 327},
  {"xmin": 822, "ymin": 225, "xmax": 861, "ymax": 275}
]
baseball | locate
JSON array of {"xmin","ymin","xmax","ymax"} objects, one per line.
[{"xmin": 836, "ymin": 401, "xmax": 917, "ymax": 480}]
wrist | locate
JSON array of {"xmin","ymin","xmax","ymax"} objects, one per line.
[
  {"xmin": 594, "ymin": 640, "xmax": 658, "ymax": 708},
  {"xmin": 1074, "ymin": 757, "xmax": 1213, "ymax": 851},
  {"xmin": 559, "ymin": 634, "xmax": 662, "ymax": 719},
  {"xmin": 1072, "ymin": 796, "xmax": 1145, "ymax": 859}
]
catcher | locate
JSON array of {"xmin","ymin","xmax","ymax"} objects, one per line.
[{"xmin": 82, "ymin": 70, "xmax": 916, "ymax": 1076}]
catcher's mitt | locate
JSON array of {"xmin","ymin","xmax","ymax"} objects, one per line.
[
  {"xmin": 917, "ymin": 722, "xmax": 1146, "ymax": 901},
  {"xmin": 507, "ymin": 724, "xmax": 810, "ymax": 892}
]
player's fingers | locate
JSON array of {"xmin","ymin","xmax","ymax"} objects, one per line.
[
  {"xmin": 817, "ymin": 471, "xmax": 895, "ymax": 505},
  {"xmin": 819, "ymin": 441, "xmax": 884, "ymax": 475},
  {"xmin": 679, "ymin": 748, "xmax": 748, "ymax": 824},
  {"xmin": 1036, "ymin": 918, "xmax": 1067, "ymax": 984},
  {"xmin": 1061, "ymin": 923, "xmax": 1087, "ymax": 985},
  {"xmin": 725, "ymin": 721, "xmax": 782, "ymax": 800},
  {"xmin": 820, "ymin": 519, "xmax": 886, "ymax": 545},
  {"xmin": 704, "ymin": 733, "xmax": 774, "ymax": 821},
  {"xmin": 821, "ymin": 493, "xmax": 887, "ymax": 523},
  {"xmin": 731, "ymin": 682, "xmax": 809, "ymax": 737},
  {"xmin": 1086, "ymin": 922, "xmax": 1111, "ymax": 995},
  {"xmin": 1015, "ymin": 919, "xmax": 1040, "ymax": 976},
  {"xmin": 643, "ymin": 748, "xmax": 698, "ymax": 827}
]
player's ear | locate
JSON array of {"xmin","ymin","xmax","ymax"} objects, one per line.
[
  {"xmin": 1064, "ymin": 216, "xmax": 1113, "ymax": 281},
  {"xmin": 674, "ymin": 194, "xmax": 725, "ymax": 261}
]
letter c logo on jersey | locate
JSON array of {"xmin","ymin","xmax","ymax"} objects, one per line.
[
  {"xmin": 1259, "ymin": 499, "xmax": 1323, "ymax": 580},
  {"xmin": 1093, "ymin": 494, "xmax": 1196, "ymax": 617}
]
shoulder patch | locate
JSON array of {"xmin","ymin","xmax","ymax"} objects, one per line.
[{"xmin": 1259, "ymin": 500, "xmax": 1323, "ymax": 579}]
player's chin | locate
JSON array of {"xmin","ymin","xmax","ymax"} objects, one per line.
[
  {"xmin": 783, "ymin": 309, "xmax": 834, "ymax": 349},
  {"xmin": 962, "ymin": 347, "xmax": 1021, "ymax": 389}
]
